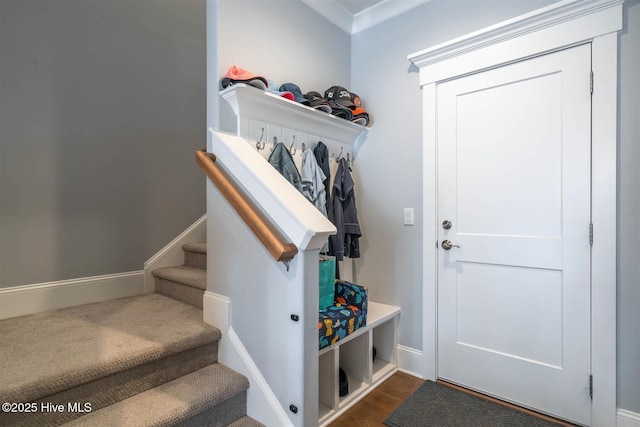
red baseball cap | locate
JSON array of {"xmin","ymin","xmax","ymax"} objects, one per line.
[{"xmin": 220, "ymin": 65, "xmax": 268, "ymax": 90}]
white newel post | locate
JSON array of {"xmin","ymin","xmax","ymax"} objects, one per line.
[{"xmin": 283, "ymin": 249, "xmax": 321, "ymax": 427}]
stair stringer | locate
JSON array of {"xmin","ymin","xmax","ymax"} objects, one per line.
[
  {"xmin": 203, "ymin": 291, "xmax": 293, "ymax": 427},
  {"xmin": 144, "ymin": 214, "xmax": 207, "ymax": 293}
]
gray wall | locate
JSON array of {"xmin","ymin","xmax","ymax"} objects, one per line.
[
  {"xmin": 350, "ymin": 0, "xmax": 556, "ymax": 356},
  {"xmin": 617, "ymin": 0, "xmax": 640, "ymax": 413},
  {"xmin": 216, "ymin": 0, "xmax": 351, "ymax": 132},
  {"xmin": 351, "ymin": 0, "xmax": 640, "ymax": 413},
  {"xmin": 0, "ymin": 0, "xmax": 206, "ymax": 288}
]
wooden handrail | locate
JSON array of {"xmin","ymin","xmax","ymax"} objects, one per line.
[{"xmin": 195, "ymin": 150, "xmax": 298, "ymax": 266}]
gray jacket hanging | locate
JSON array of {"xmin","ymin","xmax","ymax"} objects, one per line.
[
  {"xmin": 313, "ymin": 141, "xmax": 331, "ymax": 208},
  {"xmin": 268, "ymin": 142, "xmax": 303, "ymax": 194},
  {"xmin": 329, "ymin": 157, "xmax": 361, "ymax": 261}
]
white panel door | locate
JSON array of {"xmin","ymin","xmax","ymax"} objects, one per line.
[{"xmin": 437, "ymin": 44, "xmax": 592, "ymax": 425}]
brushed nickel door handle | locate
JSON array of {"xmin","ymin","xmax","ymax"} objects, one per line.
[{"xmin": 441, "ymin": 240, "xmax": 461, "ymax": 250}]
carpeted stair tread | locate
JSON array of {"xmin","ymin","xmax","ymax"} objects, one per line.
[
  {"xmin": 62, "ymin": 364, "xmax": 249, "ymax": 426},
  {"xmin": 228, "ymin": 416, "xmax": 265, "ymax": 427},
  {"xmin": 0, "ymin": 293, "xmax": 220, "ymax": 404},
  {"xmin": 152, "ymin": 265, "xmax": 207, "ymax": 290},
  {"xmin": 182, "ymin": 243, "xmax": 207, "ymax": 270},
  {"xmin": 155, "ymin": 278, "xmax": 205, "ymax": 309},
  {"xmin": 182, "ymin": 242, "xmax": 207, "ymax": 254}
]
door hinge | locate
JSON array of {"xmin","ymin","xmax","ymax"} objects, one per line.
[
  {"xmin": 589, "ymin": 374, "xmax": 593, "ymax": 399},
  {"xmin": 590, "ymin": 70, "xmax": 594, "ymax": 94},
  {"xmin": 589, "ymin": 223, "xmax": 594, "ymax": 246}
]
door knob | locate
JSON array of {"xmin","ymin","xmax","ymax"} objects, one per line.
[{"xmin": 441, "ymin": 240, "xmax": 460, "ymax": 250}]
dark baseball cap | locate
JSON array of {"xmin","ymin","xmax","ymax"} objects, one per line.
[
  {"xmin": 324, "ymin": 86, "xmax": 355, "ymax": 109},
  {"xmin": 329, "ymin": 104, "xmax": 354, "ymax": 121},
  {"xmin": 304, "ymin": 91, "xmax": 332, "ymax": 114}
]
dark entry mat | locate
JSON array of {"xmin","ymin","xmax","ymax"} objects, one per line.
[{"xmin": 384, "ymin": 380, "xmax": 571, "ymax": 427}]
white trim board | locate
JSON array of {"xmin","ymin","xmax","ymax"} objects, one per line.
[
  {"xmin": 203, "ymin": 291, "xmax": 292, "ymax": 427},
  {"xmin": 301, "ymin": 0, "xmax": 430, "ymax": 34},
  {"xmin": 618, "ymin": 409, "xmax": 640, "ymax": 427},
  {"xmin": 397, "ymin": 345, "xmax": 424, "ymax": 379},
  {"xmin": 144, "ymin": 214, "xmax": 207, "ymax": 293},
  {"xmin": 352, "ymin": 0, "xmax": 431, "ymax": 34},
  {"xmin": 0, "ymin": 271, "xmax": 145, "ymax": 320},
  {"xmin": 408, "ymin": 1, "xmax": 622, "ymax": 425},
  {"xmin": 408, "ymin": 0, "xmax": 623, "ymax": 84},
  {"xmin": 209, "ymin": 128, "xmax": 336, "ymax": 251}
]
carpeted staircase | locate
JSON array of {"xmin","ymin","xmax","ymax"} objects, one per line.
[
  {"xmin": 0, "ymin": 243, "xmax": 262, "ymax": 427},
  {"xmin": 153, "ymin": 243, "xmax": 207, "ymax": 309}
]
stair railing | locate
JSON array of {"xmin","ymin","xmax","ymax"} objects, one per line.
[{"xmin": 195, "ymin": 149, "xmax": 298, "ymax": 270}]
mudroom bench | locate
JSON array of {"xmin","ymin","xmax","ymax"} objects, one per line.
[{"xmin": 318, "ymin": 298, "xmax": 400, "ymax": 426}]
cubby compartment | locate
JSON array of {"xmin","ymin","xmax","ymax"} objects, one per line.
[
  {"xmin": 372, "ymin": 316, "xmax": 399, "ymax": 383},
  {"xmin": 338, "ymin": 331, "xmax": 370, "ymax": 406},
  {"xmin": 318, "ymin": 349, "xmax": 338, "ymax": 422},
  {"xmin": 318, "ymin": 301, "xmax": 401, "ymax": 427}
]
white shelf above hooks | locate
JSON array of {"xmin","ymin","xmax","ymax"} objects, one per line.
[{"xmin": 220, "ymin": 83, "xmax": 369, "ymax": 159}]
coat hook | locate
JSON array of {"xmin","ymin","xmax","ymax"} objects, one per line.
[
  {"xmin": 256, "ymin": 128, "xmax": 265, "ymax": 150},
  {"xmin": 272, "ymin": 136, "xmax": 277, "ymax": 152},
  {"xmin": 289, "ymin": 135, "xmax": 296, "ymax": 156},
  {"xmin": 338, "ymin": 146, "xmax": 343, "ymax": 160}
]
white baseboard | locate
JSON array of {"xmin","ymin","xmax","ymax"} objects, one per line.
[
  {"xmin": 144, "ymin": 214, "xmax": 207, "ymax": 293},
  {"xmin": 203, "ymin": 290, "xmax": 231, "ymax": 333},
  {"xmin": 0, "ymin": 271, "xmax": 145, "ymax": 320},
  {"xmin": 203, "ymin": 291, "xmax": 291, "ymax": 427},
  {"xmin": 618, "ymin": 409, "xmax": 640, "ymax": 427},
  {"xmin": 398, "ymin": 345, "xmax": 424, "ymax": 379},
  {"xmin": 227, "ymin": 328, "xmax": 292, "ymax": 427}
]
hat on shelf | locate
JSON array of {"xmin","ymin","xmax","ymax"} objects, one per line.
[
  {"xmin": 219, "ymin": 65, "xmax": 268, "ymax": 90},
  {"xmin": 266, "ymin": 80, "xmax": 295, "ymax": 101},
  {"xmin": 279, "ymin": 83, "xmax": 311, "ymax": 105},
  {"xmin": 324, "ymin": 86, "xmax": 356, "ymax": 109},
  {"xmin": 350, "ymin": 92, "xmax": 362, "ymax": 109},
  {"xmin": 330, "ymin": 105, "xmax": 353, "ymax": 121},
  {"xmin": 349, "ymin": 92, "xmax": 370, "ymax": 126},
  {"xmin": 304, "ymin": 91, "xmax": 332, "ymax": 114},
  {"xmin": 352, "ymin": 109, "xmax": 369, "ymax": 126}
]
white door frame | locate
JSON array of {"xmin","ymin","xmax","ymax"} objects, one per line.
[{"xmin": 408, "ymin": 1, "xmax": 623, "ymax": 425}]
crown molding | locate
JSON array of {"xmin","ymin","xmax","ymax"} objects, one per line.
[
  {"xmin": 352, "ymin": 0, "xmax": 430, "ymax": 34},
  {"xmin": 408, "ymin": 0, "xmax": 624, "ymax": 73},
  {"xmin": 301, "ymin": 0, "xmax": 354, "ymax": 34},
  {"xmin": 302, "ymin": 0, "xmax": 431, "ymax": 34}
]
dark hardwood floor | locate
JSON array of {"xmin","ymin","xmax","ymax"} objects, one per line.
[{"xmin": 328, "ymin": 371, "xmax": 425, "ymax": 427}]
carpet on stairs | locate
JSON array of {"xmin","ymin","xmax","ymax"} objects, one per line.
[
  {"xmin": 0, "ymin": 292, "xmax": 261, "ymax": 426},
  {"xmin": 152, "ymin": 242, "xmax": 208, "ymax": 309}
]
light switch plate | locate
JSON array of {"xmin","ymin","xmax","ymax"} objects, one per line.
[{"xmin": 404, "ymin": 208, "xmax": 414, "ymax": 226}]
